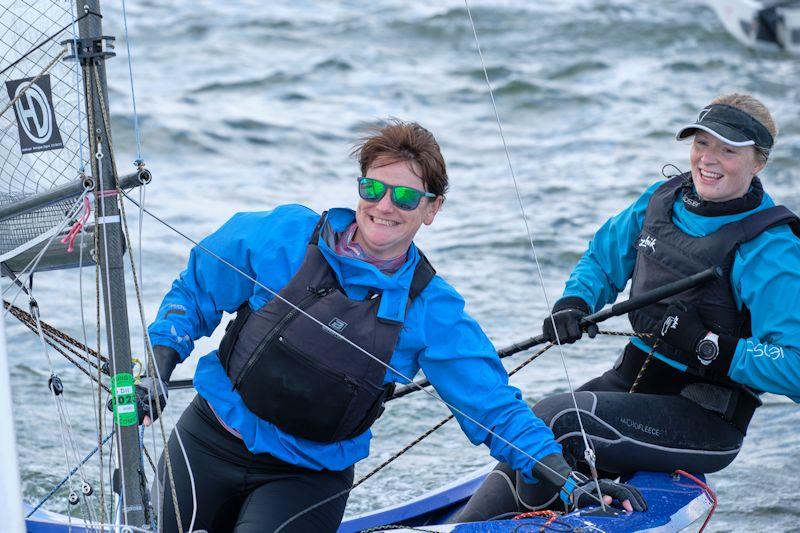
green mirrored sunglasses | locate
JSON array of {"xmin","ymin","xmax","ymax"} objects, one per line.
[{"xmin": 357, "ymin": 177, "xmax": 436, "ymax": 211}]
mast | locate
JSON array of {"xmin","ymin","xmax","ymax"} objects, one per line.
[{"xmin": 73, "ymin": 1, "xmax": 149, "ymax": 527}]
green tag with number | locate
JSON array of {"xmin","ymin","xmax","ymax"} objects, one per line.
[{"xmin": 111, "ymin": 373, "xmax": 137, "ymax": 426}]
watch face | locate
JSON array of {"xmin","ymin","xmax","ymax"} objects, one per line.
[{"xmin": 697, "ymin": 339, "xmax": 718, "ymax": 362}]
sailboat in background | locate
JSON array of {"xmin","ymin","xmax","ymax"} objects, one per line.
[
  {"xmin": 1, "ymin": 1, "xmax": 717, "ymax": 531},
  {"xmin": 704, "ymin": 0, "xmax": 800, "ymax": 54}
]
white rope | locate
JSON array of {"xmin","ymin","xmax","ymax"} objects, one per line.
[
  {"xmin": 462, "ymin": 0, "xmax": 605, "ymax": 509},
  {"xmin": 1, "ymin": 191, "xmax": 91, "ymax": 313},
  {"xmin": 120, "ymin": 0, "xmax": 143, "ymax": 161},
  {"xmin": 30, "ymin": 301, "xmax": 99, "ymax": 530},
  {"xmin": 89, "ymin": 60, "xmax": 193, "ymax": 530},
  {"xmin": 121, "ymin": 193, "xmax": 608, "ymax": 515}
]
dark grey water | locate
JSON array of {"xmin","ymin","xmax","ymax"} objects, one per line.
[{"xmin": 5, "ymin": 1, "xmax": 800, "ymax": 531}]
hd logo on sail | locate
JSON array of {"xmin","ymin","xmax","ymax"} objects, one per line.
[{"xmin": 5, "ymin": 75, "xmax": 64, "ymax": 154}]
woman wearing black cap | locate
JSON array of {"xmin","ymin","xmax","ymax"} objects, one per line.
[{"xmin": 453, "ymin": 93, "xmax": 800, "ymax": 519}]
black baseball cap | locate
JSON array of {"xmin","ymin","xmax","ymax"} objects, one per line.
[{"xmin": 676, "ymin": 104, "xmax": 773, "ymax": 149}]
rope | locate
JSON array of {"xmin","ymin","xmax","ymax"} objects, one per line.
[
  {"xmin": 0, "ymin": 10, "xmax": 98, "ymax": 78},
  {"xmin": 462, "ymin": 0, "xmax": 604, "ymax": 508},
  {"xmin": 360, "ymin": 525, "xmax": 441, "ymax": 533},
  {"xmin": 121, "ymin": 192, "xmax": 602, "ymax": 524},
  {"xmin": 352, "ymin": 343, "xmax": 556, "ymax": 490},
  {"xmin": 68, "ymin": 1, "xmax": 87, "ymax": 172},
  {"xmin": 3, "ymin": 299, "xmax": 108, "ymax": 365},
  {"xmin": 26, "ymin": 430, "xmax": 114, "ymax": 517},
  {"xmin": 85, "ymin": 58, "xmax": 136, "ymax": 527},
  {"xmin": 30, "ymin": 299, "xmax": 99, "ymax": 529},
  {"xmin": 92, "ymin": 64, "xmax": 188, "ymax": 533},
  {"xmin": 629, "ymin": 340, "xmax": 659, "ymax": 394},
  {"xmin": 674, "ymin": 469, "xmax": 717, "ymax": 532},
  {"xmin": 120, "ymin": 0, "xmax": 143, "ymax": 161},
  {"xmin": 0, "ymin": 47, "xmax": 68, "ymax": 119}
]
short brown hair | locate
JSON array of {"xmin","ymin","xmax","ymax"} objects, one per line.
[
  {"xmin": 352, "ymin": 119, "xmax": 448, "ymax": 197},
  {"xmin": 711, "ymin": 93, "xmax": 777, "ymax": 164}
]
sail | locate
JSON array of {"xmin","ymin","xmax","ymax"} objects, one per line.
[{"xmin": 0, "ymin": 0, "xmax": 91, "ymax": 269}]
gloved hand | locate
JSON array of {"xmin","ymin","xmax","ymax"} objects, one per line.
[
  {"xmin": 139, "ymin": 345, "xmax": 181, "ymax": 426},
  {"xmin": 542, "ymin": 296, "xmax": 598, "ymax": 344},
  {"xmin": 135, "ymin": 376, "xmax": 169, "ymax": 426},
  {"xmin": 532, "ymin": 453, "xmax": 646, "ymax": 513},
  {"xmin": 655, "ymin": 301, "xmax": 737, "ymax": 374},
  {"xmin": 562, "ymin": 472, "xmax": 647, "ymax": 512},
  {"xmin": 106, "ymin": 346, "xmax": 180, "ymax": 426}
]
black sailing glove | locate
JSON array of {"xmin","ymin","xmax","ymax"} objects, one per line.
[
  {"xmin": 135, "ymin": 377, "xmax": 169, "ymax": 425},
  {"xmin": 136, "ymin": 345, "xmax": 181, "ymax": 425},
  {"xmin": 542, "ymin": 296, "xmax": 598, "ymax": 344},
  {"xmin": 107, "ymin": 346, "xmax": 179, "ymax": 425},
  {"xmin": 531, "ymin": 453, "xmax": 646, "ymax": 512},
  {"xmin": 564, "ymin": 473, "xmax": 647, "ymax": 512},
  {"xmin": 655, "ymin": 301, "xmax": 737, "ymax": 374}
]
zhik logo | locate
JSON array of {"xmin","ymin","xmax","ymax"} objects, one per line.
[{"xmin": 638, "ymin": 235, "xmax": 656, "ymax": 253}]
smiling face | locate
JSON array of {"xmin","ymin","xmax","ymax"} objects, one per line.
[
  {"xmin": 354, "ymin": 159, "xmax": 443, "ymax": 260},
  {"xmin": 690, "ymin": 130, "xmax": 765, "ymax": 202}
]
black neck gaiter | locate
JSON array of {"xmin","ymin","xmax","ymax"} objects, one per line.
[{"xmin": 680, "ymin": 174, "xmax": 763, "ymax": 217}]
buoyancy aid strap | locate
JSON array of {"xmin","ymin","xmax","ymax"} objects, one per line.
[
  {"xmin": 309, "ymin": 210, "xmax": 328, "ymax": 246},
  {"xmin": 409, "ymin": 251, "xmax": 436, "ymax": 301},
  {"xmin": 738, "ymin": 205, "xmax": 800, "ymax": 242},
  {"xmin": 218, "ymin": 301, "xmax": 251, "ymax": 377}
]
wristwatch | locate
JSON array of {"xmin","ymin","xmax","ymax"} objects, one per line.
[{"xmin": 696, "ymin": 331, "xmax": 719, "ymax": 365}]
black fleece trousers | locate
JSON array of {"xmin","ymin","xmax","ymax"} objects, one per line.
[
  {"xmin": 452, "ymin": 345, "xmax": 745, "ymax": 522},
  {"xmin": 155, "ymin": 395, "xmax": 353, "ymax": 533}
]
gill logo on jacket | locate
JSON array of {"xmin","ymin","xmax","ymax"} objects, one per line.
[{"xmin": 747, "ymin": 340, "xmax": 785, "ymax": 361}]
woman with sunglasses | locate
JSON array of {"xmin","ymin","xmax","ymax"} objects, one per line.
[
  {"xmin": 454, "ymin": 93, "xmax": 800, "ymax": 521},
  {"xmin": 140, "ymin": 119, "xmax": 643, "ymax": 532}
]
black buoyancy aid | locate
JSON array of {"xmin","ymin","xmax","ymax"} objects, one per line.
[
  {"xmin": 217, "ymin": 212, "xmax": 435, "ymax": 443},
  {"xmin": 629, "ymin": 175, "xmax": 800, "ymax": 353},
  {"xmin": 625, "ymin": 175, "xmax": 800, "ymax": 433}
]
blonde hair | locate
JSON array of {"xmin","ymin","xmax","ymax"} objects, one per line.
[{"xmin": 711, "ymin": 93, "xmax": 777, "ymax": 164}]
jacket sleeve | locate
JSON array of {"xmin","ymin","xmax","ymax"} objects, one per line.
[
  {"xmin": 147, "ymin": 212, "xmax": 260, "ymax": 360},
  {"xmin": 729, "ymin": 226, "xmax": 800, "ymax": 402},
  {"xmin": 562, "ymin": 181, "xmax": 662, "ymax": 310},
  {"xmin": 416, "ymin": 278, "xmax": 562, "ymax": 484}
]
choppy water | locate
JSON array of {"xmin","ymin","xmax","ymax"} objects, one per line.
[{"xmin": 5, "ymin": 1, "xmax": 800, "ymax": 531}]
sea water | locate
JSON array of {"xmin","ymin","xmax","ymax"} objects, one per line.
[{"xmin": 6, "ymin": 1, "xmax": 799, "ymax": 530}]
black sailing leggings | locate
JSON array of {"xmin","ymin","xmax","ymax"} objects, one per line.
[
  {"xmin": 154, "ymin": 395, "xmax": 353, "ymax": 533},
  {"xmin": 452, "ymin": 348, "xmax": 745, "ymax": 522}
]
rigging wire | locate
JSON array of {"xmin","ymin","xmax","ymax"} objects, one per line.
[
  {"xmin": 76, "ymin": 204, "xmax": 108, "ymax": 525},
  {"xmin": 91, "ymin": 64, "xmax": 191, "ymax": 533},
  {"xmin": 69, "ymin": 0, "xmax": 87, "ymax": 172},
  {"xmin": 1, "ymin": 190, "xmax": 91, "ymax": 313},
  {"xmin": 119, "ymin": 192, "xmax": 607, "ymax": 528},
  {"xmin": 0, "ymin": 10, "xmax": 97, "ymax": 78},
  {"xmin": 120, "ymin": 0, "xmax": 143, "ymax": 161},
  {"xmin": 26, "ymin": 430, "xmax": 114, "ymax": 518},
  {"xmin": 462, "ymin": 0, "xmax": 604, "ymax": 508},
  {"xmin": 85, "ymin": 65, "xmax": 134, "ymax": 526},
  {"xmin": 30, "ymin": 298, "xmax": 100, "ymax": 529}
]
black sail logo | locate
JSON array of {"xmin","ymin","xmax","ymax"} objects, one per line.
[{"xmin": 5, "ymin": 75, "xmax": 64, "ymax": 154}]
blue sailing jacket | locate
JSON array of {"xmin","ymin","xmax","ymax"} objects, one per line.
[
  {"xmin": 562, "ymin": 180, "xmax": 800, "ymax": 402},
  {"xmin": 148, "ymin": 204, "xmax": 561, "ymax": 477}
]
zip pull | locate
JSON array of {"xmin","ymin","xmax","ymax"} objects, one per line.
[{"xmin": 307, "ymin": 285, "xmax": 334, "ymax": 296}]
